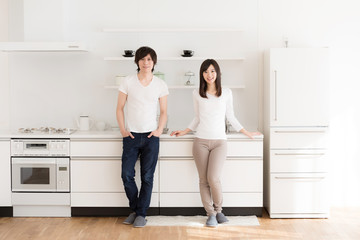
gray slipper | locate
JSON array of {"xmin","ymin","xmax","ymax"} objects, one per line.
[
  {"xmin": 133, "ymin": 215, "xmax": 147, "ymax": 228},
  {"xmin": 123, "ymin": 212, "xmax": 136, "ymax": 225},
  {"xmin": 206, "ymin": 215, "xmax": 218, "ymax": 227},
  {"xmin": 216, "ymin": 212, "xmax": 229, "ymax": 223}
]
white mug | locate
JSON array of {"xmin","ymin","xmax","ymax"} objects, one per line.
[{"xmin": 76, "ymin": 115, "xmax": 94, "ymax": 131}]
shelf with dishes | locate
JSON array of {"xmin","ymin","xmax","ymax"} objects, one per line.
[
  {"xmin": 103, "ymin": 28, "xmax": 243, "ymax": 33},
  {"xmin": 104, "ymin": 84, "xmax": 245, "ymax": 89}
]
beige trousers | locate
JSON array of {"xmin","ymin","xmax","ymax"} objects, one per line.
[{"xmin": 192, "ymin": 137, "xmax": 227, "ymax": 216}]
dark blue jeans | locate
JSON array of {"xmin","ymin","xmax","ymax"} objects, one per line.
[{"xmin": 121, "ymin": 132, "xmax": 159, "ymax": 217}]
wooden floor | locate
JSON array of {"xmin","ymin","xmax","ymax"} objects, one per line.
[{"xmin": 1, "ymin": 208, "xmax": 359, "ymax": 240}]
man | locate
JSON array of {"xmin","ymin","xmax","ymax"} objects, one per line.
[{"xmin": 116, "ymin": 46, "xmax": 168, "ymax": 227}]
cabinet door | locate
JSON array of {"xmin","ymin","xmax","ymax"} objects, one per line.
[
  {"xmin": 270, "ymin": 173, "xmax": 329, "ymax": 214},
  {"xmin": 160, "ymin": 159, "xmax": 262, "ymax": 193},
  {"xmin": 0, "ymin": 140, "xmax": 11, "ymax": 206},
  {"xmin": 71, "ymin": 159, "xmax": 159, "ymax": 192},
  {"xmin": 269, "ymin": 48, "xmax": 329, "ymax": 127},
  {"xmin": 222, "ymin": 160, "xmax": 263, "ymax": 192},
  {"xmin": 159, "ymin": 159, "xmax": 198, "ymax": 192}
]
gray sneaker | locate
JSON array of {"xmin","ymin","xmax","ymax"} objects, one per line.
[
  {"xmin": 206, "ymin": 215, "xmax": 218, "ymax": 227},
  {"xmin": 216, "ymin": 212, "xmax": 229, "ymax": 223},
  {"xmin": 133, "ymin": 216, "xmax": 147, "ymax": 228},
  {"xmin": 123, "ymin": 212, "xmax": 136, "ymax": 225}
]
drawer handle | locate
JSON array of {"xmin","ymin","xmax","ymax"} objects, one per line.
[
  {"xmin": 275, "ymin": 177, "xmax": 325, "ymax": 180},
  {"xmin": 274, "ymin": 130, "xmax": 326, "ymax": 133},
  {"xmin": 274, "ymin": 153, "xmax": 325, "ymax": 156}
]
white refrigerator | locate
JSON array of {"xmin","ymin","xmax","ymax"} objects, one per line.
[{"xmin": 264, "ymin": 48, "xmax": 330, "ymax": 218}]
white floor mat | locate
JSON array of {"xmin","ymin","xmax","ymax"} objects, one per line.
[{"xmin": 146, "ymin": 215, "xmax": 259, "ymax": 227}]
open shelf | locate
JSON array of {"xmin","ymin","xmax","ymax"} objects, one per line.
[
  {"xmin": 104, "ymin": 57, "xmax": 245, "ymax": 61},
  {"xmin": 0, "ymin": 42, "xmax": 88, "ymax": 52},
  {"xmin": 103, "ymin": 28, "xmax": 243, "ymax": 32},
  {"xmin": 104, "ymin": 85, "xmax": 245, "ymax": 89}
]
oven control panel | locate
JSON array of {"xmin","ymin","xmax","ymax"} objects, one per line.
[
  {"xmin": 57, "ymin": 158, "xmax": 70, "ymax": 192},
  {"xmin": 11, "ymin": 139, "xmax": 70, "ymax": 156}
]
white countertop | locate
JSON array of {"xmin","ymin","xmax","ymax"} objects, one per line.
[{"xmin": 1, "ymin": 129, "xmax": 263, "ymax": 140}]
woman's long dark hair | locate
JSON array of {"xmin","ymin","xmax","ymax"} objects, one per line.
[
  {"xmin": 134, "ymin": 46, "xmax": 157, "ymax": 72},
  {"xmin": 199, "ymin": 59, "xmax": 222, "ymax": 98}
]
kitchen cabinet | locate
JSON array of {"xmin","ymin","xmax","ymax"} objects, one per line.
[
  {"xmin": 0, "ymin": 139, "xmax": 11, "ymax": 206},
  {"xmin": 159, "ymin": 137, "xmax": 263, "ymax": 214},
  {"xmin": 264, "ymin": 48, "xmax": 329, "ymax": 218},
  {"xmin": 70, "ymin": 135, "xmax": 263, "ymax": 216},
  {"xmin": 70, "ymin": 138, "xmax": 159, "ymax": 207}
]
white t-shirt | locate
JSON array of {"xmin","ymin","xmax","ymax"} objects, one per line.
[
  {"xmin": 118, "ymin": 74, "xmax": 169, "ymax": 133},
  {"xmin": 188, "ymin": 88, "xmax": 243, "ymax": 140}
]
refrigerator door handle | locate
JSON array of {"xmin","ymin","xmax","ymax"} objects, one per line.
[
  {"xmin": 274, "ymin": 70, "xmax": 277, "ymax": 121},
  {"xmin": 274, "ymin": 153, "xmax": 325, "ymax": 156},
  {"xmin": 274, "ymin": 130, "xmax": 327, "ymax": 133},
  {"xmin": 275, "ymin": 177, "xmax": 325, "ymax": 181}
]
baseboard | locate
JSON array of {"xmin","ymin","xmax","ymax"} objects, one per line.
[
  {"xmin": 0, "ymin": 207, "xmax": 13, "ymax": 217},
  {"xmin": 71, "ymin": 207, "xmax": 159, "ymax": 217},
  {"xmin": 71, "ymin": 207, "xmax": 262, "ymax": 217}
]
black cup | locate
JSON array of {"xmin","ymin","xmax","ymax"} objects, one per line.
[
  {"xmin": 183, "ymin": 50, "xmax": 194, "ymax": 55},
  {"xmin": 124, "ymin": 50, "xmax": 134, "ymax": 56}
]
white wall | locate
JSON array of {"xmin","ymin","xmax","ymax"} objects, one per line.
[
  {"xmin": 8, "ymin": 0, "xmax": 259, "ymax": 131},
  {"xmin": 3, "ymin": 0, "xmax": 360, "ymax": 207},
  {"xmin": 259, "ymin": 0, "xmax": 360, "ymax": 207},
  {"xmin": 0, "ymin": 0, "xmax": 10, "ymax": 130}
]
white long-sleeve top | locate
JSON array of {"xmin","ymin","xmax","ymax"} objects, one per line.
[{"xmin": 188, "ymin": 88, "xmax": 243, "ymax": 140}]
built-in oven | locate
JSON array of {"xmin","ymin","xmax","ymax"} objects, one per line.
[{"xmin": 11, "ymin": 139, "xmax": 70, "ymax": 193}]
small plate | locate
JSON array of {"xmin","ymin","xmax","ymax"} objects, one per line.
[
  {"xmin": 122, "ymin": 54, "xmax": 134, "ymax": 57},
  {"xmin": 181, "ymin": 54, "xmax": 193, "ymax": 57}
]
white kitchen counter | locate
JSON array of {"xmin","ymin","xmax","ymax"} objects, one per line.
[
  {"xmin": 1, "ymin": 129, "xmax": 263, "ymax": 140},
  {"xmin": 69, "ymin": 130, "xmax": 263, "ymax": 140}
]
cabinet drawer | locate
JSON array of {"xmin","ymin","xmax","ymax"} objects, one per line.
[
  {"xmin": 270, "ymin": 150, "xmax": 327, "ymax": 173},
  {"xmin": 227, "ymin": 140, "xmax": 263, "ymax": 157},
  {"xmin": 71, "ymin": 140, "xmax": 122, "ymax": 157},
  {"xmin": 270, "ymin": 128, "xmax": 328, "ymax": 149},
  {"xmin": 222, "ymin": 160, "xmax": 263, "ymax": 192},
  {"xmin": 159, "ymin": 159, "xmax": 198, "ymax": 192},
  {"xmin": 270, "ymin": 173, "xmax": 329, "ymax": 214},
  {"xmin": 160, "ymin": 140, "xmax": 193, "ymax": 157},
  {"xmin": 159, "ymin": 159, "xmax": 262, "ymax": 192},
  {"xmin": 71, "ymin": 159, "xmax": 159, "ymax": 192}
]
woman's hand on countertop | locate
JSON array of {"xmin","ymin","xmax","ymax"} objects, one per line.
[
  {"xmin": 240, "ymin": 128, "xmax": 262, "ymax": 139},
  {"xmin": 170, "ymin": 128, "xmax": 191, "ymax": 137}
]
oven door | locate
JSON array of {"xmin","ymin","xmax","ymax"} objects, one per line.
[{"xmin": 12, "ymin": 158, "xmax": 56, "ymax": 192}]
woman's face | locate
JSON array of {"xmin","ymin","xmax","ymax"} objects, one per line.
[
  {"xmin": 203, "ymin": 64, "xmax": 217, "ymax": 85},
  {"xmin": 138, "ymin": 54, "xmax": 154, "ymax": 73}
]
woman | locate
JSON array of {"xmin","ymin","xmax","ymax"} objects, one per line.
[{"xmin": 171, "ymin": 59, "xmax": 260, "ymax": 227}]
